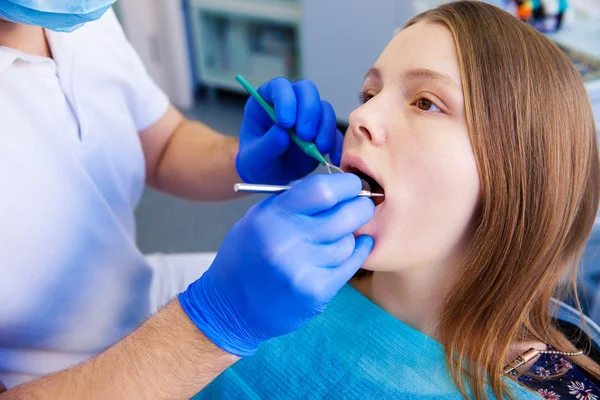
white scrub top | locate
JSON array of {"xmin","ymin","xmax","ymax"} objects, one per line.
[{"xmin": 0, "ymin": 9, "xmax": 198, "ymax": 388}]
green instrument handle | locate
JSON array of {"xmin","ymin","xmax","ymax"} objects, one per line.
[{"xmin": 235, "ymin": 74, "xmax": 328, "ymax": 166}]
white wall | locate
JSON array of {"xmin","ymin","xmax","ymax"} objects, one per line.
[{"xmin": 118, "ymin": 0, "xmax": 194, "ymax": 109}]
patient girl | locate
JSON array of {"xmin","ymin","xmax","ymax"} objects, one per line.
[{"xmin": 199, "ymin": 2, "xmax": 600, "ymax": 399}]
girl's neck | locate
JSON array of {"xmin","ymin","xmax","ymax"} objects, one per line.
[
  {"xmin": 0, "ymin": 19, "xmax": 51, "ymax": 58},
  {"xmin": 351, "ymin": 267, "xmax": 547, "ymax": 367},
  {"xmin": 351, "ymin": 264, "xmax": 455, "ymax": 339}
]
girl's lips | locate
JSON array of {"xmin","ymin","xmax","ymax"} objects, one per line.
[{"xmin": 341, "ymin": 153, "xmax": 385, "ymax": 206}]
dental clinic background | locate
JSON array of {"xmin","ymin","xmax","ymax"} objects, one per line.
[{"xmin": 118, "ymin": 0, "xmax": 600, "ymax": 317}]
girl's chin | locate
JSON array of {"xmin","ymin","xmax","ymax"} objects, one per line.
[
  {"xmin": 358, "ymin": 253, "xmax": 382, "ymax": 272},
  {"xmin": 359, "ymin": 249, "xmax": 403, "ymax": 273}
]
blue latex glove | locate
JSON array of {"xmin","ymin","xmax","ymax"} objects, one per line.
[
  {"xmin": 179, "ymin": 173, "xmax": 374, "ymax": 357},
  {"xmin": 236, "ymin": 77, "xmax": 345, "ymax": 185}
]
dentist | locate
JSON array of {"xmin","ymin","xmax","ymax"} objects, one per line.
[{"xmin": 0, "ymin": 1, "xmax": 375, "ymax": 398}]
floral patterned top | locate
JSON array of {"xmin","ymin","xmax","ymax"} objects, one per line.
[{"xmin": 516, "ymin": 348, "xmax": 600, "ymax": 399}]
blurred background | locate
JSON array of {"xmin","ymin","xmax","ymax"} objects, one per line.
[{"xmin": 113, "ymin": 0, "xmax": 600, "ymax": 311}]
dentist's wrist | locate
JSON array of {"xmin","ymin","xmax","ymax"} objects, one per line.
[{"xmin": 178, "ymin": 280, "xmax": 260, "ymax": 358}]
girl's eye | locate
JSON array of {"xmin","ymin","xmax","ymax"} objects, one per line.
[
  {"xmin": 359, "ymin": 91, "xmax": 375, "ymax": 104},
  {"xmin": 416, "ymin": 97, "xmax": 442, "ymax": 113}
]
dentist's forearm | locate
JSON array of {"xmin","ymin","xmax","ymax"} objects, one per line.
[
  {"xmin": 2, "ymin": 300, "xmax": 239, "ymax": 400},
  {"xmin": 149, "ymin": 116, "xmax": 243, "ymax": 201}
]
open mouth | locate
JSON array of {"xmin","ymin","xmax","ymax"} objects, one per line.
[{"xmin": 345, "ymin": 166, "xmax": 385, "ymax": 207}]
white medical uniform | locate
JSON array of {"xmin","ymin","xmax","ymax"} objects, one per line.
[{"xmin": 0, "ymin": 9, "xmax": 213, "ymax": 388}]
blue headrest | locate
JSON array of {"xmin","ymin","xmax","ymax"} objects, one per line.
[{"xmin": 552, "ymin": 297, "xmax": 600, "ymax": 350}]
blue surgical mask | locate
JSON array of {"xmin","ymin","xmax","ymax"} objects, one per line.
[{"xmin": 0, "ymin": 0, "xmax": 116, "ymax": 32}]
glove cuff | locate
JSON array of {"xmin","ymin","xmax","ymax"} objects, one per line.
[{"xmin": 178, "ymin": 284, "xmax": 259, "ymax": 358}]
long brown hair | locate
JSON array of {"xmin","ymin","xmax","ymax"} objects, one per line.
[{"xmin": 403, "ymin": 1, "xmax": 600, "ymax": 399}]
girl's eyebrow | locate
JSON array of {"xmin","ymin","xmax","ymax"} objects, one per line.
[
  {"xmin": 364, "ymin": 66, "xmax": 382, "ymax": 81},
  {"xmin": 401, "ymin": 67, "xmax": 459, "ymax": 89},
  {"xmin": 364, "ymin": 66, "xmax": 459, "ymax": 90}
]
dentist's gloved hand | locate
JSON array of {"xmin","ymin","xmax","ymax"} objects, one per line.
[
  {"xmin": 179, "ymin": 173, "xmax": 374, "ymax": 357},
  {"xmin": 236, "ymin": 77, "xmax": 344, "ymax": 185}
]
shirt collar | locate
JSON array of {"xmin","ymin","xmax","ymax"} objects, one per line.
[
  {"xmin": 0, "ymin": 48, "xmax": 18, "ymax": 74},
  {"xmin": 0, "ymin": 38, "xmax": 56, "ymax": 74},
  {"xmin": 0, "ymin": 27, "xmax": 75, "ymax": 75},
  {"xmin": 45, "ymin": 28, "xmax": 76, "ymax": 76}
]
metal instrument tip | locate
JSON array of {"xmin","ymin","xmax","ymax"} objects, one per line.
[{"xmin": 325, "ymin": 163, "xmax": 345, "ymax": 174}]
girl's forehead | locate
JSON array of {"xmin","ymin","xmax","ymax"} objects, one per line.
[{"xmin": 375, "ymin": 21, "xmax": 462, "ymax": 86}]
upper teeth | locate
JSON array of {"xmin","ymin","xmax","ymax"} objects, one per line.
[{"xmin": 361, "ymin": 178, "xmax": 371, "ymax": 192}]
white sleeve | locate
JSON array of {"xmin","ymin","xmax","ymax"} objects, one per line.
[{"xmin": 95, "ymin": 9, "xmax": 170, "ymax": 132}]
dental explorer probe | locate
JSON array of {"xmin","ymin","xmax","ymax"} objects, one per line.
[
  {"xmin": 234, "ymin": 183, "xmax": 385, "ymax": 198},
  {"xmin": 235, "ymin": 74, "xmax": 344, "ymax": 175}
]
